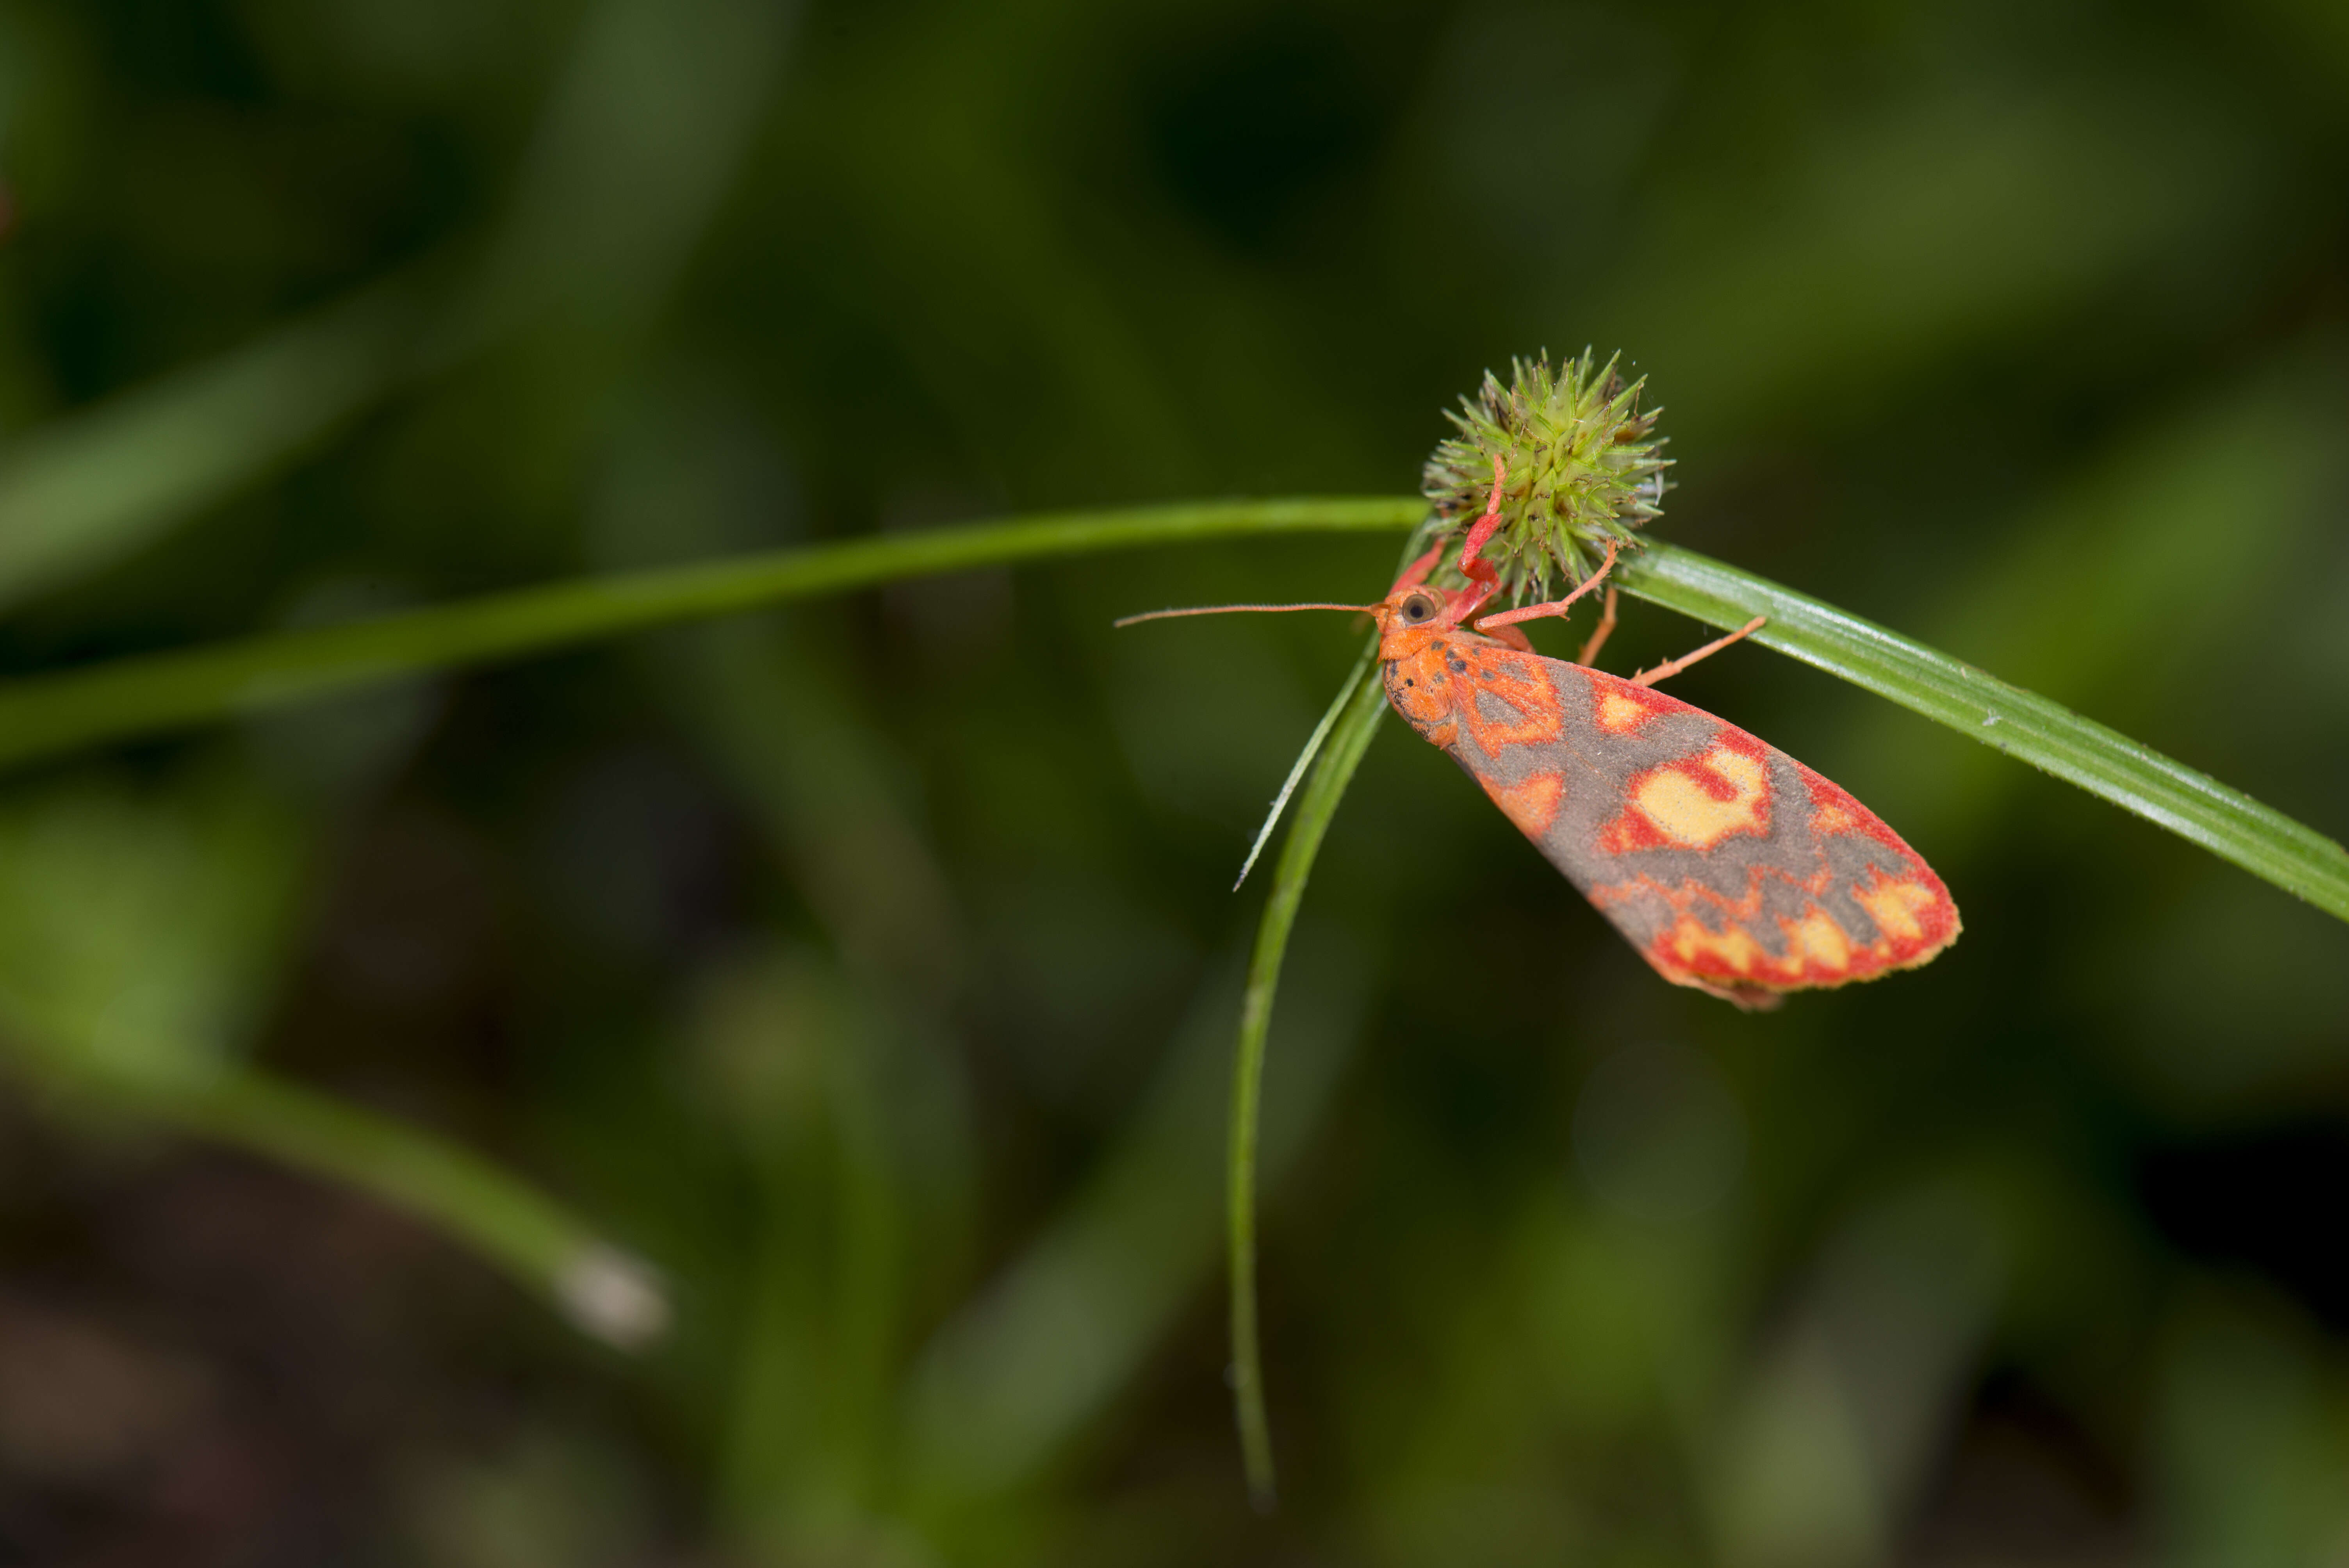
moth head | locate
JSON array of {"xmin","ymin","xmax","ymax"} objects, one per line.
[
  {"xmin": 1367, "ymin": 579, "xmax": 1479, "ymax": 661},
  {"xmin": 1392, "ymin": 586, "xmax": 1447, "ymax": 628}
]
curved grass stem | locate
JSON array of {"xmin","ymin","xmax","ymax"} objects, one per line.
[
  {"xmin": 1228, "ymin": 653, "xmax": 1387, "ymax": 1508},
  {"xmin": 0, "ymin": 499, "xmax": 1421, "ymax": 771},
  {"xmin": 1232, "ymin": 649, "xmax": 1376, "ymax": 891},
  {"xmin": 0, "ymin": 495, "xmax": 2341, "ymax": 938},
  {"xmin": 73, "ymin": 1064, "xmax": 668, "ymax": 1347}
]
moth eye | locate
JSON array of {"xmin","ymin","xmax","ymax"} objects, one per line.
[{"xmin": 1400, "ymin": 591, "xmax": 1441, "ymax": 624}]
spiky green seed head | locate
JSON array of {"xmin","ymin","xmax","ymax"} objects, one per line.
[{"xmin": 1420, "ymin": 350, "xmax": 1670, "ymax": 603}]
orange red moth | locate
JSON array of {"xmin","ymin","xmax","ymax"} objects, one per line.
[{"xmin": 1125, "ymin": 463, "xmax": 1960, "ymax": 1008}]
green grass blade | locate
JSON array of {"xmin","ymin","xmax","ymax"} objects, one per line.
[
  {"xmin": 0, "ymin": 498, "xmax": 1421, "ymax": 772},
  {"xmin": 0, "ymin": 283, "xmax": 431, "ymax": 611},
  {"xmin": 0, "ymin": 497, "xmax": 2338, "ymax": 925},
  {"xmin": 1228, "ymin": 656, "xmax": 1388, "ymax": 1508},
  {"xmin": 1231, "ymin": 649, "xmax": 1377, "ymax": 892},
  {"xmin": 1619, "ymin": 543, "xmax": 2349, "ymax": 922},
  {"xmin": 0, "ymin": 0, "xmax": 790, "ymax": 616},
  {"xmin": 91, "ymin": 1065, "xmax": 668, "ymax": 1347},
  {"xmin": 901, "ymin": 932, "xmax": 1371, "ymax": 1502}
]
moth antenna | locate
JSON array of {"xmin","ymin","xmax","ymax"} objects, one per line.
[{"xmin": 1113, "ymin": 602, "xmax": 1374, "ymax": 628}]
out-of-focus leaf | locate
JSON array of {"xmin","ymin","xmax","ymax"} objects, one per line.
[
  {"xmin": 1704, "ymin": 1181, "xmax": 2007, "ymax": 1568},
  {"xmin": 902, "ymin": 927, "xmax": 1371, "ymax": 1502},
  {"xmin": 692, "ymin": 945, "xmax": 904, "ymax": 1546},
  {"xmin": 0, "ymin": 780, "xmax": 299, "ymax": 1088},
  {"xmin": 2154, "ymin": 1289, "xmax": 2349, "ymax": 1564},
  {"xmin": 1847, "ymin": 351, "xmax": 2345, "ymax": 846},
  {"xmin": 0, "ymin": 282, "xmax": 430, "ymax": 612},
  {"xmin": 0, "ymin": 0, "xmax": 791, "ymax": 618},
  {"xmin": 158, "ymin": 1069, "xmax": 670, "ymax": 1351},
  {"xmin": 461, "ymin": 0, "xmax": 794, "ymax": 340},
  {"xmin": 0, "ymin": 775, "xmax": 663, "ymax": 1346},
  {"xmin": 1596, "ymin": 84, "xmax": 2286, "ymax": 439}
]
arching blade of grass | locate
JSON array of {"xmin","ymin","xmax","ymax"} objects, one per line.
[
  {"xmin": 0, "ymin": 774, "xmax": 661, "ymax": 1349},
  {"xmin": 0, "ymin": 500, "xmax": 2338, "ymax": 916},
  {"xmin": 0, "ymin": 499, "xmax": 1422, "ymax": 771},
  {"xmin": 43, "ymin": 1062, "xmax": 668, "ymax": 1348},
  {"xmin": 1617, "ymin": 543, "xmax": 2349, "ymax": 923},
  {"xmin": 0, "ymin": 283, "xmax": 433, "ymax": 612},
  {"xmin": 1227, "ymin": 654, "xmax": 1387, "ymax": 1508},
  {"xmin": 1231, "ymin": 646, "xmax": 1382, "ymax": 892},
  {"xmin": 0, "ymin": 0, "xmax": 792, "ymax": 617},
  {"xmin": 901, "ymin": 928, "xmax": 1372, "ymax": 1504}
]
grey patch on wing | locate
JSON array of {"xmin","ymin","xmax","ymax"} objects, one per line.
[
  {"xmin": 1818, "ymin": 833, "xmax": 1914, "ymax": 935},
  {"xmin": 1602, "ymin": 882, "xmax": 1682, "ymax": 948},
  {"xmin": 1442, "ymin": 654, "xmax": 1912, "ymax": 957},
  {"xmin": 1476, "ymin": 687, "xmax": 1527, "ymax": 726}
]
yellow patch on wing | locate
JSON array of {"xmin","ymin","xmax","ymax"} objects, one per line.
[
  {"xmin": 1857, "ymin": 879, "xmax": 1938, "ymax": 942},
  {"xmin": 1482, "ymin": 772, "xmax": 1563, "ymax": 839},
  {"xmin": 1633, "ymin": 745, "xmax": 1768, "ymax": 849},
  {"xmin": 1597, "ymin": 690, "xmax": 1655, "ymax": 734},
  {"xmin": 1787, "ymin": 911, "xmax": 1852, "ymax": 971},
  {"xmin": 1663, "ymin": 915, "xmax": 1768, "ymax": 976}
]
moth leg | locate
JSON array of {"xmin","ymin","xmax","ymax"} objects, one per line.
[
  {"xmin": 1390, "ymin": 456, "xmax": 1504, "ymax": 600},
  {"xmin": 1442, "ymin": 455, "xmax": 1510, "ymax": 623},
  {"xmin": 1630, "ymin": 615, "xmax": 1766, "ymax": 688},
  {"xmin": 1389, "ymin": 540, "xmax": 1445, "ymax": 593},
  {"xmin": 1483, "ymin": 622, "xmax": 1534, "ymax": 652},
  {"xmin": 1470, "ymin": 539, "xmax": 1619, "ymax": 633},
  {"xmin": 1574, "ymin": 587, "xmax": 1620, "ymax": 667},
  {"xmin": 1457, "ymin": 453, "xmax": 1508, "ymax": 567}
]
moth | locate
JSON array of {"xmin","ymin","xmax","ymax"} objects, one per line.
[{"xmin": 1124, "ymin": 468, "xmax": 1960, "ymax": 1008}]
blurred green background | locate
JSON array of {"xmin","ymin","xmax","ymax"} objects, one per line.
[{"xmin": 2, "ymin": 0, "xmax": 2348, "ymax": 1563}]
